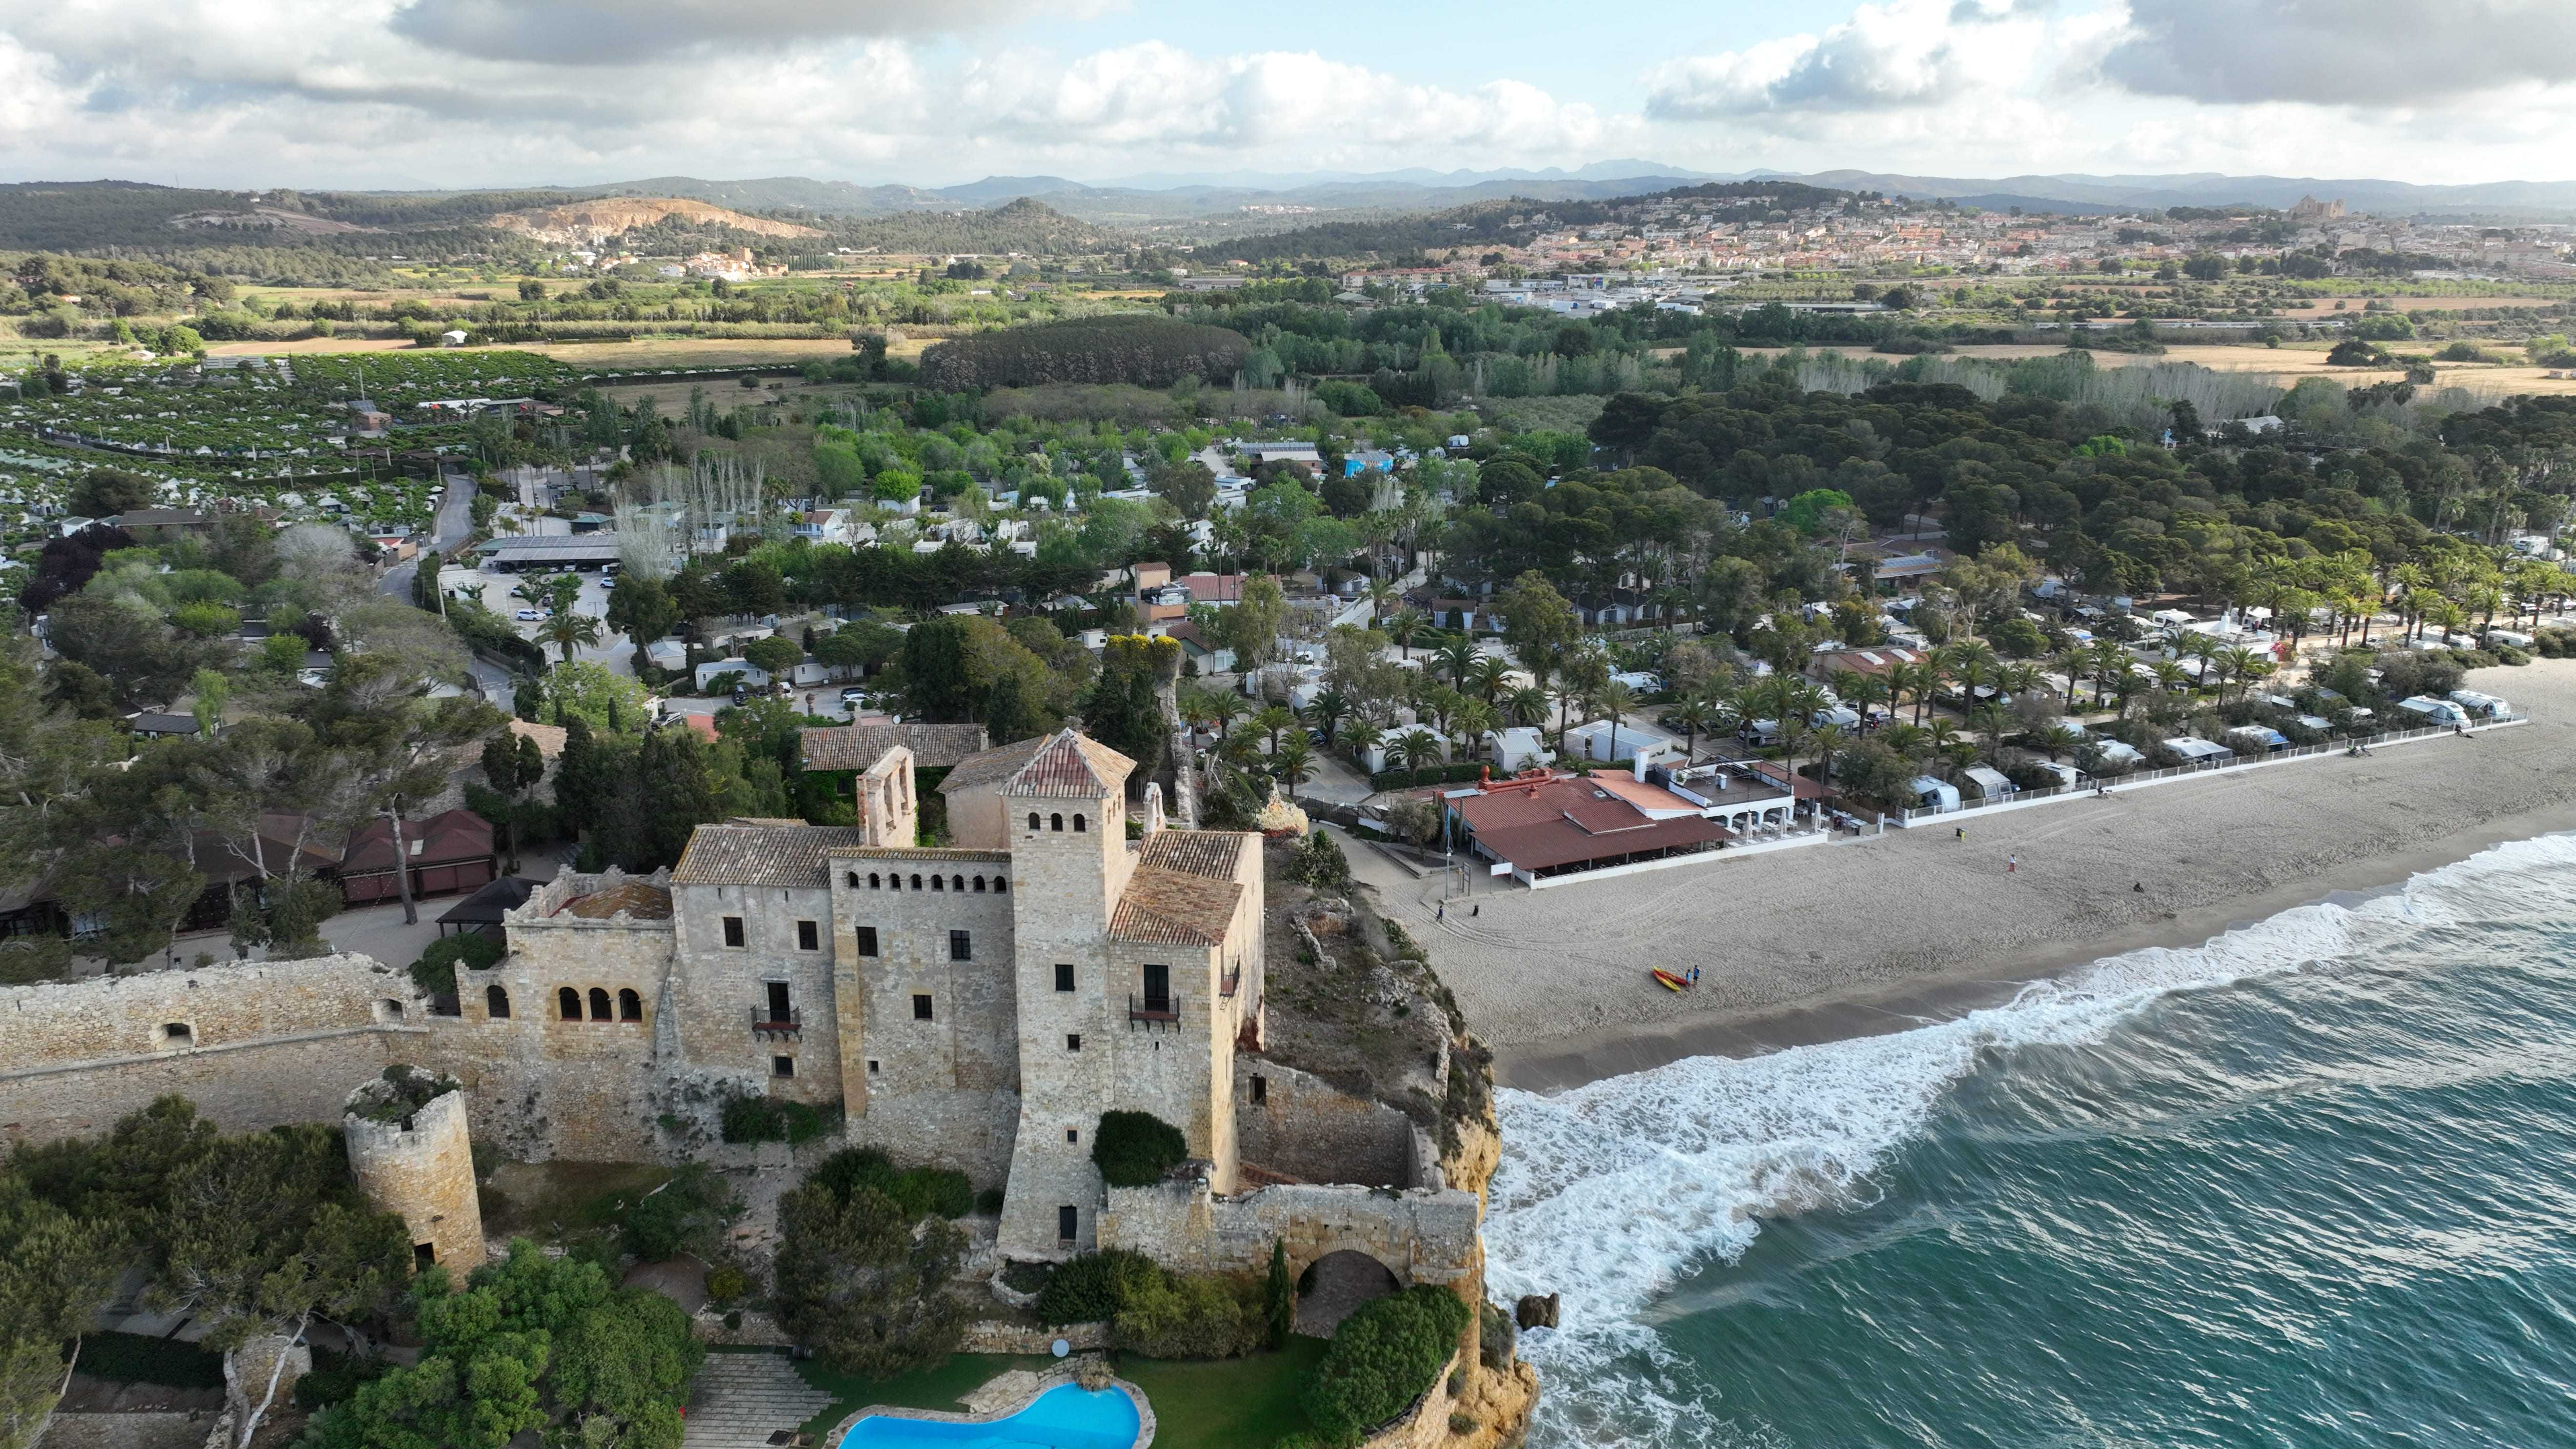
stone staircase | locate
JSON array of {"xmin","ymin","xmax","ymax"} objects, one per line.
[{"xmin": 681, "ymin": 1351, "xmax": 834, "ymax": 1449}]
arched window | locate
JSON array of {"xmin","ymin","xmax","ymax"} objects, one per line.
[
  {"xmin": 994, "ymin": 877, "xmax": 1007, "ymax": 893},
  {"xmin": 972, "ymin": 876, "xmax": 986, "ymax": 892},
  {"xmin": 618, "ymin": 988, "xmax": 643, "ymax": 1021},
  {"xmin": 1050, "ymin": 813, "xmax": 1063, "ymax": 832},
  {"xmin": 870, "ymin": 872, "xmax": 882, "ymax": 889},
  {"xmin": 588, "ymin": 987, "xmax": 612, "ymax": 1021},
  {"xmin": 952, "ymin": 875, "xmax": 965, "ymax": 892},
  {"xmin": 1073, "ymin": 813, "xmax": 1087, "ymax": 833},
  {"xmin": 931, "ymin": 874, "xmax": 944, "ymax": 891},
  {"xmin": 846, "ymin": 870, "xmax": 860, "ymax": 887},
  {"xmin": 911, "ymin": 873, "xmax": 924, "ymax": 890},
  {"xmin": 1028, "ymin": 812, "xmax": 1042, "ymax": 831},
  {"xmin": 486, "ymin": 984, "xmax": 511, "ymax": 1019},
  {"xmin": 558, "ymin": 987, "xmax": 581, "ymax": 1020},
  {"xmin": 888, "ymin": 873, "xmax": 901, "ymax": 890}
]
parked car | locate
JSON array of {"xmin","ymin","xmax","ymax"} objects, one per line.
[
  {"xmin": 840, "ymin": 685, "xmax": 868, "ymax": 703},
  {"xmin": 513, "ymin": 608, "xmax": 546, "ymax": 621}
]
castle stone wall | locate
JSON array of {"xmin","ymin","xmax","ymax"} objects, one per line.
[
  {"xmin": 1099, "ymin": 1178, "xmax": 1481, "ymax": 1292},
  {"xmin": 1236, "ymin": 1060, "xmax": 1420, "ymax": 1189},
  {"xmin": 0, "ymin": 955, "xmax": 427, "ymax": 1146}
]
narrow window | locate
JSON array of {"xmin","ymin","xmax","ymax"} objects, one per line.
[
  {"xmin": 1028, "ymin": 812, "xmax": 1041, "ymax": 831},
  {"xmin": 867, "ymin": 1059, "xmax": 880, "ymax": 1074},
  {"xmin": 766, "ymin": 981, "xmax": 791, "ymax": 1023},
  {"xmin": 486, "ymin": 985, "xmax": 511, "ymax": 1019},
  {"xmin": 161, "ymin": 1022, "xmax": 193, "ymax": 1046},
  {"xmin": 414, "ymin": 1243, "xmax": 437, "ymax": 1272},
  {"xmin": 931, "ymin": 874, "xmax": 944, "ymax": 892},
  {"xmin": 1050, "ymin": 812, "xmax": 1063, "ymax": 831},
  {"xmin": 772, "ymin": 1054, "xmax": 795, "ymax": 1078},
  {"xmin": 912, "ymin": 993, "xmax": 933, "ymax": 1021},
  {"xmin": 618, "ymin": 988, "xmax": 642, "ymax": 1021},
  {"xmin": 846, "ymin": 870, "xmax": 860, "ymax": 887},
  {"xmin": 910, "ymin": 873, "xmax": 923, "ymax": 890},
  {"xmin": 558, "ymin": 986, "xmax": 581, "ymax": 1020},
  {"xmin": 949, "ymin": 929, "xmax": 971, "ymax": 962},
  {"xmin": 588, "ymin": 986, "xmax": 612, "ymax": 1020},
  {"xmin": 994, "ymin": 877, "xmax": 1007, "ymax": 893},
  {"xmin": 869, "ymin": 872, "xmax": 882, "ymax": 888},
  {"xmin": 797, "ymin": 919, "xmax": 819, "ymax": 951},
  {"xmin": 1067, "ymin": 1128, "xmax": 1079, "ymax": 1144},
  {"xmin": 1057, "ymin": 1205, "xmax": 1078, "ymax": 1242},
  {"xmin": 1250, "ymin": 1074, "xmax": 1267, "ymax": 1105},
  {"xmin": 1054, "ymin": 962, "xmax": 1074, "ymax": 992},
  {"xmin": 1142, "ymin": 963, "xmax": 1170, "ymax": 1014},
  {"xmin": 889, "ymin": 873, "xmax": 902, "ymax": 891},
  {"xmin": 1073, "ymin": 813, "xmax": 1087, "ymax": 832},
  {"xmin": 722, "ymin": 915, "xmax": 745, "ymax": 947},
  {"xmin": 855, "ymin": 926, "xmax": 879, "ymax": 956},
  {"xmin": 951, "ymin": 875, "xmax": 964, "ymax": 892},
  {"xmin": 1067, "ymin": 1033, "xmax": 1082, "ymax": 1051},
  {"xmin": 973, "ymin": 876, "xmax": 986, "ymax": 892}
]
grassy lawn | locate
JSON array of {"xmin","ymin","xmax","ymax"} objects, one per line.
[{"xmin": 789, "ymin": 1341, "xmax": 1329, "ymax": 1447}]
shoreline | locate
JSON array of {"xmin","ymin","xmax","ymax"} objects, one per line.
[
  {"xmin": 1338, "ymin": 661, "xmax": 2576, "ymax": 1098},
  {"xmin": 1488, "ymin": 796, "xmax": 2576, "ymax": 1094}
]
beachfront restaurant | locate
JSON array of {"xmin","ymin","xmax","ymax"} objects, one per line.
[{"xmin": 1450, "ymin": 771, "xmax": 1732, "ymax": 886}]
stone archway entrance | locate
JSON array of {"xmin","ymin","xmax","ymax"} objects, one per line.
[{"xmin": 1296, "ymin": 1249, "xmax": 1400, "ymax": 1337}]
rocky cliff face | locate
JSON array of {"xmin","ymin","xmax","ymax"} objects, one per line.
[{"xmin": 486, "ymin": 198, "xmax": 822, "ymax": 243}]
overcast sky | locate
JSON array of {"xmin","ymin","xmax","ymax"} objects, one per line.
[{"xmin": 1, "ymin": 0, "xmax": 2570, "ymax": 190}]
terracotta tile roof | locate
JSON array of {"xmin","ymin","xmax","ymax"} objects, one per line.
[
  {"xmin": 800, "ymin": 722, "xmax": 991, "ymax": 772},
  {"xmin": 1004, "ymin": 729, "xmax": 1134, "ymax": 798},
  {"xmin": 670, "ymin": 824, "xmax": 874, "ymax": 886},
  {"xmin": 1470, "ymin": 814, "xmax": 1730, "ymax": 872},
  {"xmin": 1137, "ymin": 829, "xmax": 1253, "ymax": 881},
  {"xmin": 1111, "ymin": 867, "xmax": 1244, "ymax": 947},
  {"xmin": 339, "ymin": 809, "xmax": 493, "ymax": 875},
  {"xmin": 936, "ymin": 735, "xmax": 1047, "ymax": 796}
]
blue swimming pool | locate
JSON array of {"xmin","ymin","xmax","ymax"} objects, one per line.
[{"xmin": 835, "ymin": 1383, "xmax": 1141, "ymax": 1449}]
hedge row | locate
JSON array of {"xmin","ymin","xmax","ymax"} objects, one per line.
[{"xmin": 1302, "ymin": 1286, "xmax": 1472, "ymax": 1441}]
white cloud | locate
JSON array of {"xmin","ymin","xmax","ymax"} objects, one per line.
[
  {"xmin": 1645, "ymin": 0, "xmax": 2041, "ymax": 118},
  {"xmin": 386, "ymin": 0, "xmax": 1081, "ymax": 65},
  {"xmin": 2099, "ymin": 0, "xmax": 2576, "ymax": 106}
]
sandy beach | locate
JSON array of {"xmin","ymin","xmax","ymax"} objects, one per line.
[{"xmin": 1346, "ymin": 661, "xmax": 2576, "ymax": 1093}]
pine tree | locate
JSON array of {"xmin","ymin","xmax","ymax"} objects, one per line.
[{"xmin": 1265, "ymin": 1237, "xmax": 1294, "ymax": 1349}]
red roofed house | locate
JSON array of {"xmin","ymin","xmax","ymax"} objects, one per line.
[
  {"xmin": 1449, "ymin": 767, "xmax": 1731, "ymax": 885},
  {"xmin": 339, "ymin": 808, "xmax": 497, "ymax": 906}
]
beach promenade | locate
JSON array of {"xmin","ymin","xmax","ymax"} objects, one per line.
[{"xmin": 1348, "ymin": 662, "xmax": 2576, "ymax": 1093}]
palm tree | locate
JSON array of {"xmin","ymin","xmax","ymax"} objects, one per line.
[
  {"xmin": 1842, "ymin": 673, "xmax": 1892, "ymax": 729},
  {"xmin": 2213, "ymin": 645, "xmax": 2262, "ymax": 701},
  {"xmin": 543, "ymin": 610, "xmax": 602, "ymax": 664},
  {"xmin": 2030, "ymin": 722, "xmax": 2081, "ymax": 760},
  {"xmin": 1393, "ymin": 727, "xmax": 1442, "ymax": 773},
  {"xmin": 1504, "ymin": 685, "xmax": 1551, "ymax": 730},
  {"xmin": 1434, "ymin": 637, "xmax": 1479, "ymax": 691},
  {"xmin": 2050, "ymin": 648, "xmax": 2089, "ymax": 704},
  {"xmin": 1888, "ymin": 660, "xmax": 1932, "ymax": 726},
  {"xmin": 1452, "ymin": 700, "xmax": 1500, "ymax": 759},
  {"xmin": 1251, "ymin": 704, "xmax": 1296, "ymax": 755},
  {"xmin": 1366, "ymin": 577, "xmax": 1400, "ymax": 625},
  {"xmin": 1668, "ymin": 698, "xmax": 1711, "ymax": 760},
  {"xmin": 1343, "ymin": 720, "xmax": 1384, "ymax": 766},
  {"xmin": 1467, "ymin": 654, "xmax": 1514, "ymax": 704},
  {"xmin": 1385, "ymin": 610, "xmax": 1424, "ymax": 663},
  {"xmin": 1967, "ymin": 702, "xmax": 2011, "ymax": 762},
  {"xmin": 1202, "ymin": 689, "xmax": 1247, "ymax": 742},
  {"xmin": 1594, "ymin": 681, "xmax": 1636, "ymax": 756},
  {"xmin": 1304, "ymin": 689, "xmax": 1349, "ymax": 745},
  {"xmin": 1271, "ymin": 734, "xmax": 1315, "ymax": 790}
]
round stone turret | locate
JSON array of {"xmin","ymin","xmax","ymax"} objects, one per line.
[{"xmin": 343, "ymin": 1066, "xmax": 486, "ymax": 1275}]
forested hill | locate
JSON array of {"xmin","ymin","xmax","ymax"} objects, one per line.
[
  {"xmin": 1218, "ymin": 180, "xmax": 1857, "ymax": 263},
  {"xmin": 815, "ymin": 198, "xmax": 1126, "ymax": 256}
]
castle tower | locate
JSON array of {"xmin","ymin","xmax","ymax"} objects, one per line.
[
  {"xmin": 343, "ymin": 1069, "xmax": 487, "ymax": 1276},
  {"xmin": 998, "ymin": 730, "xmax": 1138, "ymax": 1258}
]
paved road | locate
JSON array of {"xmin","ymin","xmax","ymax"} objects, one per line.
[{"xmin": 377, "ymin": 472, "xmax": 475, "ymax": 604}]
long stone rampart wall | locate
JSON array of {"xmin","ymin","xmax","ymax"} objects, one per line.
[
  {"xmin": 1236, "ymin": 1059, "xmax": 1423, "ymax": 1189},
  {"xmin": 1099, "ymin": 1178, "xmax": 1481, "ymax": 1290},
  {"xmin": 0, "ymin": 955, "xmax": 430, "ymax": 1145}
]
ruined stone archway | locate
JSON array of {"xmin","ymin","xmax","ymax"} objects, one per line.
[{"xmin": 1295, "ymin": 1248, "xmax": 1401, "ymax": 1337}]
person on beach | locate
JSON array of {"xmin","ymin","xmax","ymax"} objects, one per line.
[
  {"xmin": 2008, "ymin": 853, "xmax": 2019, "ymax": 874},
  {"xmin": 1436, "ymin": 903, "xmax": 1445, "ymax": 922},
  {"xmin": 1955, "ymin": 826, "xmax": 1965, "ymax": 841}
]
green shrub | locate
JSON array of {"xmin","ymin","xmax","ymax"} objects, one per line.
[
  {"xmin": 622, "ymin": 1164, "xmax": 738, "ymax": 1262},
  {"xmin": 1449, "ymin": 1411, "xmax": 1477, "ymax": 1434},
  {"xmin": 1478, "ymin": 1300, "xmax": 1516, "ymax": 1369},
  {"xmin": 1114, "ymin": 1268, "xmax": 1265, "ymax": 1359},
  {"xmin": 1092, "ymin": 1109, "xmax": 1190, "ymax": 1187},
  {"xmin": 719, "ymin": 1093, "xmax": 834, "ymax": 1145},
  {"xmin": 704, "ymin": 1265, "xmax": 752, "ymax": 1304},
  {"xmin": 1303, "ymin": 1286, "xmax": 1473, "ymax": 1442},
  {"xmin": 2497, "ymin": 645, "xmax": 2532, "ymax": 665},
  {"xmin": 807, "ymin": 1147, "xmax": 974, "ymax": 1219},
  {"xmin": 1035, "ymin": 1247, "xmax": 1161, "ymax": 1325},
  {"xmin": 406, "ymin": 931, "xmax": 503, "ymax": 996},
  {"xmin": 294, "ymin": 1348, "xmax": 392, "ymax": 1411}
]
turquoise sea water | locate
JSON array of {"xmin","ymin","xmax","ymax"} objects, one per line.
[{"xmin": 1487, "ymin": 833, "xmax": 2576, "ymax": 1449}]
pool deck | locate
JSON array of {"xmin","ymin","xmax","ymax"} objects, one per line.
[
  {"xmin": 828, "ymin": 1365, "xmax": 1156, "ymax": 1448},
  {"xmin": 682, "ymin": 1350, "xmax": 835, "ymax": 1449}
]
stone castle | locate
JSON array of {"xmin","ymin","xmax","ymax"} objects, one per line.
[{"xmin": 0, "ymin": 726, "xmax": 1480, "ymax": 1288}]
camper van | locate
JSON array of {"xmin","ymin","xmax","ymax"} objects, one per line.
[
  {"xmin": 2447, "ymin": 690, "xmax": 2511, "ymax": 720},
  {"xmin": 2396, "ymin": 696, "xmax": 2470, "ymax": 727},
  {"xmin": 1909, "ymin": 776, "xmax": 1960, "ymax": 813}
]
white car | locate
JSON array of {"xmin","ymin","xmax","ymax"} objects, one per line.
[
  {"xmin": 598, "ymin": 577, "xmax": 616, "ymax": 590},
  {"xmin": 514, "ymin": 608, "xmax": 546, "ymax": 621}
]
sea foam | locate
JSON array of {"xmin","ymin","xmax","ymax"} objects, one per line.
[{"xmin": 1483, "ymin": 831, "xmax": 2576, "ymax": 1449}]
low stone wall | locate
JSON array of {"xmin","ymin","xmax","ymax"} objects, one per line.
[
  {"xmin": 1235, "ymin": 1059, "xmax": 1422, "ymax": 1189},
  {"xmin": 958, "ymin": 1319, "xmax": 1111, "ymax": 1354},
  {"xmin": 1355, "ymin": 1350, "xmax": 1464, "ymax": 1449},
  {"xmin": 691, "ymin": 1308, "xmax": 795, "ymax": 1347},
  {"xmin": 1099, "ymin": 1178, "xmax": 1481, "ymax": 1291}
]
